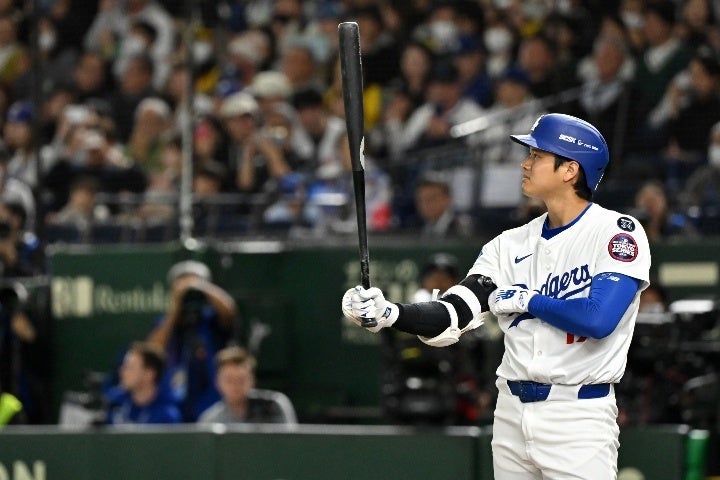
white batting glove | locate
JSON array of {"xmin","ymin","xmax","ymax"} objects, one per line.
[
  {"xmin": 489, "ymin": 286, "xmax": 537, "ymax": 316},
  {"xmin": 341, "ymin": 286, "xmax": 399, "ymax": 333}
]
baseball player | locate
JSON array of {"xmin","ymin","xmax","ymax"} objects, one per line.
[{"xmin": 342, "ymin": 113, "xmax": 651, "ymax": 479}]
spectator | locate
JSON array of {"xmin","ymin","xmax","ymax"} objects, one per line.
[
  {"xmin": 291, "ymin": 87, "xmax": 347, "ymax": 180},
  {"xmin": 249, "ymin": 70, "xmax": 293, "ymax": 119},
  {"xmin": 481, "ymin": 13, "xmax": 517, "ymax": 79},
  {"xmin": 192, "ymin": 160, "xmax": 235, "ymax": 234},
  {"xmin": 219, "ymin": 91, "xmax": 291, "ymax": 205},
  {"xmin": 410, "ymin": 172, "xmax": 474, "ymax": 239},
  {"xmin": 267, "ymin": 0, "xmax": 306, "ymax": 58},
  {"xmin": 113, "ymin": 19, "xmax": 165, "ymax": 89},
  {"xmin": 0, "ymin": 156, "xmax": 35, "ymax": 232},
  {"xmin": 0, "ymin": 14, "xmax": 25, "ymax": 89},
  {"xmin": 350, "ymin": 4, "xmax": 400, "ymax": 88},
  {"xmin": 194, "ymin": 160, "xmax": 227, "ymax": 198},
  {"xmin": 107, "ymin": 54, "xmax": 158, "ymax": 142},
  {"xmin": 163, "ymin": 63, "xmax": 214, "ymax": 132},
  {"xmin": 279, "ymin": 43, "xmax": 323, "ymax": 94},
  {"xmin": 676, "ymin": 0, "xmax": 716, "ymax": 51},
  {"xmin": 300, "ymin": 1, "xmax": 345, "ymax": 67},
  {"xmin": 517, "ymin": 34, "xmax": 577, "ymax": 100},
  {"xmin": 197, "ymin": 346, "xmax": 297, "ymax": 424},
  {"xmin": 572, "ymin": 36, "xmax": 640, "ymax": 173},
  {"xmin": 132, "ymin": 135, "xmax": 181, "ymax": 223},
  {"xmin": 678, "ymin": 121, "xmax": 720, "ymax": 209},
  {"xmin": 39, "ymin": 85, "xmax": 78, "ymax": 145},
  {"xmin": 126, "ymin": 97, "xmax": 172, "ymax": 177},
  {"xmin": 323, "ymin": 52, "xmax": 382, "ymax": 137},
  {"xmin": 259, "ymin": 104, "xmax": 319, "ymax": 229},
  {"xmin": 220, "ymin": 34, "xmax": 263, "ymax": 93},
  {"xmin": 0, "ymin": 201, "xmax": 41, "ymax": 277},
  {"xmin": 388, "ymin": 59, "xmax": 483, "ymax": 155},
  {"xmin": 105, "ymin": 341, "xmax": 182, "ymax": 425},
  {"xmin": 452, "ymin": 34, "xmax": 493, "ymax": 109},
  {"xmin": 473, "ymin": 66, "xmax": 543, "ymax": 165},
  {"xmin": 146, "ymin": 260, "xmax": 238, "ymax": 421},
  {"xmin": 511, "ymin": 196, "xmax": 547, "ymax": 226},
  {"xmin": 192, "ymin": 115, "xmax": 227, "ymax": 171},
  {"xmin": 410, "ymin": 2, "xmax": 461, "ymax": 56},
  {"xmin": 662, "ymin": 46, "xmax": 720, "ymax": 189},
  {"xmin": 84, "ymin": 0, "xmax": 174, "ymax": 87},
  {"xmin": 634, "ymin": 1, "xmax": 693, "ymax": 125},
  {"xmin": 386, "ymin": 40, "xmax": 434, "ymax": 117},
  {"xmin": 3, "ymin": 101, "xmax": 39, "ymax": 188},
  {"xmin": 46, "ymin": 176, "xmax": 110, "ymax": 234},
  {"xmin": 411, "ymin": 252, "xmax": 461, "ymax": 303},
  {"xmin": 43, "ymin": 129, "xmax": 148, "ymax": 214},
  {"xmin": 288, "ymin": 87, "xmax": 394, "ymax": 233},
  {"xmin": 630, "ymin": 180, "xmax": 698, "ymax": 242}
]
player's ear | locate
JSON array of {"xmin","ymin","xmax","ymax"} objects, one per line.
[{"xmin": 563, "ymin": 161, "xmax": 580, "ymax": 184}]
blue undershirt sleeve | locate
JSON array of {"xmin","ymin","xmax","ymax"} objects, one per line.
[{"xmin": 527, "ymin": 273, "xmax": 641, "ymax": 339}]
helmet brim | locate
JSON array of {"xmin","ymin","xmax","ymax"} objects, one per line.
[{"xmin": 509, "ymin": 134, "xmax": 536, "ymax": 149}]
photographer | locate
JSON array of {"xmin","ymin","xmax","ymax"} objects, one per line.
[
  {"xmin": 0, "ymin": 281, "xmax": 50, "ymax": 424},
  {"xmin": 146, "ymin": 260, "xmax": 238, "ymax": 421},
  {"xmin": 0, "ymin": 201, "xmax": 42, "ymax": 278}
]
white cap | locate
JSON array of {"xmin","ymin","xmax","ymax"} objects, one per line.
[
  {"xmin": 228, "ymin": 37, "xmax": 261, "ymax": 65},
  {"xmin": 135, "ymin": 97, "xmax": 171, "ymax": 120},
  {"xmin": 250, "ymin": 71, "xmax": 292, "ymax": 99},
  {"xmin": 220, "ymin": 91, "xmax": 260, "ymax": 118},
  {"xmin": 167, "ymin": 260, "xmax": 212, "ymax": 284}
]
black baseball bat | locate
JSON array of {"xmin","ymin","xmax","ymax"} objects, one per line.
[{"xmin": 338, "ymin": 21, "xmax": 376, "ymax": 328}]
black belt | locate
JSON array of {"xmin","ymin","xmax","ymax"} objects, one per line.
[{"xmin": 507, "ymin": 380, "xmax": 611, "ymax": 403}]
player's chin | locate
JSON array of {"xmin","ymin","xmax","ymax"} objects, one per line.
[{"xmin": 520, "ymin": 178, "xmax": 532, "ymax": 194}]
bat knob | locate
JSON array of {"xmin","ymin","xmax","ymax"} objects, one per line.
[{"xmin": 361, "ymin": 318, "xmax": 378, "ymax": 328}]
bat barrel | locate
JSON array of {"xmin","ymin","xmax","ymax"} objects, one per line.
[{"xmin": 338, "ymin": 22, "xmax": 365, "ymax": 173}]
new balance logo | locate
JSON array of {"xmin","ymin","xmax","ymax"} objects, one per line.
[
  {"xmin": 498, "ymin": 290, "xmax": 517, "ymax": 300},
  {"xmin": 514, "ymin": 253, "xmax": 533, "ymax": 264}
]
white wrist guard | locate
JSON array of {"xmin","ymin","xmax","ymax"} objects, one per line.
[{"xmin": 417, "ymin": 284, "xmax": 487, "ymax": 347}]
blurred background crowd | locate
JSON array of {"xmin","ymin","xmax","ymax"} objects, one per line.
[
  {"xmin": 0, "ymin": 0, "xmax": 717, "ymax": 462},
  {"xmin": 0, "ymin": 0, "xmax": 717, "ymax": 246}
]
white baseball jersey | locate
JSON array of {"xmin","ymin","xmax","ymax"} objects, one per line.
[{"xmin": 468, "ymin": 203, "xmax": 650, "ymax": 386}]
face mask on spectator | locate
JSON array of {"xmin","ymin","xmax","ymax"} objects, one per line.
[
  {"xmin": 429, "ymin": 20, "xmax": 458, "ymax": 49},
  {"xmin": 709, "ymin": 144, "xmax": 720, "ymax": 168},
  {"xmin": 621, "ymin": 12, "xmax": 644, "ymax": 29},
  {"xmin": 193, "ymin": 41, "xmax": 213, "ymax": 65},
  {"xmin": 484, "ymin": 27, "xmax": 513, "ymax": 54},
  {"xmin": 39, "ymin": 31, "xmax": 56, "ymax": 52},
  {"xmin": 123, "ymin": 35, "xmax": 146, "ymax": 56}
]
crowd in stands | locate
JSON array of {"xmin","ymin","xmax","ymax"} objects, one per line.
[
  {"xmin": 0, "ymin": 0, "xmax": 716, "ymax": 246},
  {"xmin": 0, "ymin": 0, "xmax": 718, "ymax": 437}
]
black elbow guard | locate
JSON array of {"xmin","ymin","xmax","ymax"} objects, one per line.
[{"xmin": 459, "ymin": 274, "xmax": 496, "ymax": 311}]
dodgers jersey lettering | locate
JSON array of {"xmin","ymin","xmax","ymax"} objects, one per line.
[{"xmin": 469, "ymin": 203, "xmax": 650, "ymax": 386}]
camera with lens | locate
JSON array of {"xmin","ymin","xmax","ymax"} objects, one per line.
[{"xmin": 177, "ymin": 288, "xmax": 208, "ymax": 330}]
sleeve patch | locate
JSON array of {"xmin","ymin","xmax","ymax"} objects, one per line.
[
  {"xmin": 617, "ymin": 216, "xmax": 635, "ymax": 232},
  {"xmin": 608, "ymin": 233, "xmax": 638, "ymax": 262}
]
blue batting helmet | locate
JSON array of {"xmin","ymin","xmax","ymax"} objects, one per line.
[{"xmin": 509, "ymin": 113, "xmax": 609, "ymax": 191}]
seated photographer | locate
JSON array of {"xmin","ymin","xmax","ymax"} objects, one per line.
[
  {"xmin": 105, "ymin": 341, "xmax": 181, "ymax": 425},
  {"xmin": 0, "ymin": 201, "xmax": 42, "ymax": 278},
  {"xmin": 146, "ymin": 260, "xmax": 238, "ymax": 422},
  {"xmin": 197, "ymin": 346, "xmax": 296, "ymax": 425}
]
